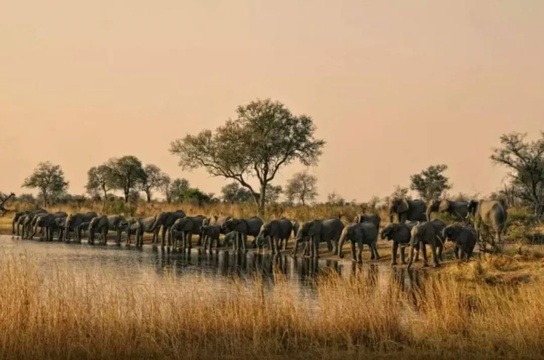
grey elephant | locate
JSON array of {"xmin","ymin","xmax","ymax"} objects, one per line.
[
  {"xmin": 292, "ymin": 218, "xmax": 344, "ymax": 258},
  {"xmin": 467, "ymin": 199, "xmax": 507, "ymax": 251},
  {"xmin": 222, "ymin": 217, "xmax": 264, "ymax": 251},
  {"xmin": 256, "ymin": 218, "xmax": 293, "ymax": 253},
  {"xmin": 88, "ymin": 215, "xmax": 127, "ymax": 245},
  {"xmin": 407, "ymin": 220, "xmax": 447, "ymax": 269},
  {"xmin": 170, "ymin": 215, "xmax": 205, "ymax": 249},
  {"xmin": 200, "ymin": 215, "xmax": 232, "ymax": 246},
  {"xmin": 128, "ymin": 217, "xmax": 157, "ymax": 247},
  {"xmin": 12, "ymin": 210, "xmax": 42, "ymax": 236},
  {"xmin": 64, "ymin": 212, "xmax": 98, "ymax": 242},
  {"xmin": 151, "ymin": 210, "xmax": 186, "ymax": 246},
  {"xmin": 442, "ymin": 225, "xmax": 477, "ymax": 261},
  {"xmin": 201, "ymin": 225, "xmax": 221, "ymax": 251},
  {"xmin": 380, "ymin": 222, "xmax": 420, "ymax": 265},
  {"xmin": 353, "ymin": 213, "xmax": 381, "ymax": 231},
  {"xmin": 20, "ymin": 210, "xmax": 49, "ymax": 239},
  {"xmin": 30, "ymin": 212, "xmax": 67, "ymax": 241},
  {"xmin": 426, "ymin": 199, "xmax": 469, "ymax": 221},
  {"xmin": 337, "ymin": 222, "xmax": 379, "ymax": 263},
  {"xmin": 222, "ymin": 231, "xmax": 238, "ymax": 248},
  {"xmin": 388, "ymin": 198, "xmax": 427, "ymax": 224}
]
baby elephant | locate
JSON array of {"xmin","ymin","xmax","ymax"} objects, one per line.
[
  {"xmin": 442, "ymin": 225, "xmax": 477, "ymax": 261},
  {"xmin": 201, "ymin": 225, "xmax": 221, "ymax": 251},
  {"xmin": 337, "ymin": 222, "xmax": 379, "ymax": 263}
]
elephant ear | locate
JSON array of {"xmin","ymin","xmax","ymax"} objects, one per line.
[
  {"xmin": 397, "ymin": 199, "xmax": 409, "ymax": 213},
  {"xmin": 438, "ymin": 200, "xmax": 450, "ymax": 212}
]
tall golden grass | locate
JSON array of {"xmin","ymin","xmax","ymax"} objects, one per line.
[{"xmin": 1, "ymin": 252, "xmax": 544, "ymax": 359}]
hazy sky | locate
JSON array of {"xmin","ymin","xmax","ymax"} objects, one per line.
[{"xmin": 1, "ymin": 0, "xmax": 543, "ymax": 202}]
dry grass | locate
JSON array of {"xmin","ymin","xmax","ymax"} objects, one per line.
[{"xmin": 1, "ymin": 251, "xmax": 544, "ymax": 359}]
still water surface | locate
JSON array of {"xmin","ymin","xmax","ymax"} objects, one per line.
[{"xmin": 0, "ymin": 235, "xmax": 425, "ymax": 299}]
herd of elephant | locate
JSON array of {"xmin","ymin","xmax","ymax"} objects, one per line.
[{"xmin": 9, "ymin": 197, "xmax": 508, "ymax": 269}]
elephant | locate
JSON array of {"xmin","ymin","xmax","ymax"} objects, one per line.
[
  {"xmin": 88, "ymin": 215, "xmax": 127, "ymax": 245},
  {"xmin": 222, "ymin": 217, "xmax": 264, "ymax": 251},
  {"xmin": 15, "ymin": 209, "xmax": 48, "ymax": 238},
  {"xmin": 222, "ymin": 231, "xmax": 238, "ymax": 248},
  {"xmin": 353, "ymin": 213, "xmax": 381, "ymax": 231},
  {"xmin": 200, "ymin": 215, "xmax": 232, "ymax": 246},
  {"xmin": 442, "ymin": 225, "xmax": 477, "ymax": 261},
  {"xmin": 169, "ymin": 215, "xmax": 205, "ymax": 249},
  {"xmin": 292, "ymin": 218, "xmax": 344, "ymax": 258},
  {"xmin": 388, "ymin": 198, "xmax": 427, "ymax": 224},
  {"xmin": 30, "ymin": 212, "xmax": 67, "ymax": 241},
  {"xmin": 407, "ymin": 220, "xmax": 447, "ymax": 269},
  {"xmin": 426, "ymin": 199, "xmax": 469, "ymax": 221},
  {"xmin": 337, "ymin": 222, "xmax": 379, "ymax": 263},
  {"xmin": 467, "ymin": 199, "xmax": 507, "ymax": 251},
  {"xmin": 151, "ymin": 210, "xmax": 186, "ymax": 246},
  {"xmin": 19, "ymin": 209, "xmax": 49, "ymax": 239},
  {"xmin": 380, "ymin": 222, "xmax": 420, "ymax": 265},
  {"xmin": 64, "ymin": 212, "xmax": 98, "ymax": 242},
  {"xmin": 120, "ymin": 216, "xmax": 158, "ymax": 245},
  {"xmin": 255, "ymin": 218, "xmax": 294, "ymax": 253},
  {"xmin": 126, "ymin": 217, "xmax": 156, "ymax": 247},
  {"xmin": 201, "ymin": 225, "xmax": 221, "ymax": 251}
]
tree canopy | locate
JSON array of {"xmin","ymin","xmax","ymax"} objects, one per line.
[
  {"xmin": 409, "ymin": 164, "xmax": 451, "ymax": 201},
  {"xmin": 169, "ymin": 98, "xmax": 325, "ymax": 216},
  {"xmin": 140, "ymin": 164, "xmax": 170, "ymax": 203},
  {"xmin": 107, "ymin": 156, "xmax": 147, "ymax": 203},
  {"xmin": 22, "ymin": 161, "xmax": 69, "ymax": 207},
  {"xmin": 490, "ymin": 132, "xmax": 544, "ymax": 217},
  {"xmin": 285, "ymin": 171, "xmax": 318, "ymax": 205}
]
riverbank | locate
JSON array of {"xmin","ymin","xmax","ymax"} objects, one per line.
[{"xmin": 0, "ymin": 248, "xmax": 543, "ymax": 360}]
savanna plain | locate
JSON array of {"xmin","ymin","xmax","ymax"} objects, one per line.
[{"xmin": 1, "ymin": 201, "xmax": 544, "ymax": 359}]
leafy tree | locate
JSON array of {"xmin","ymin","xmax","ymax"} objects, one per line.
[
  {"xmin": 261, "ymin": 184, "xmax": 283, "ymax": 205},
  {"xmin": 85, "ymin": 164, "xmax": 114, "ymax": 200},
  {"xmin": 184, "ymin": 188, "xmax": 212, "ymax": 206},
  {"xmin": 490, "ymin": 132, "xmax": 544, "ymax": 217},
  {"xmin": 108, "ymin": 156, "xmax": 147, "ymax": 203},
  {"xmin": 140, "ymin": 164, "xmax": 170, "ymax": 203},
  {"xmin": 285, "ymin": 171, "xmax": 318, "ymax": 205},
  {"xmin": 169, "ymin": 98, "xmax": 325, "ymax": 216},
  {"xmin": 221, "ymin": 182, "xmax": 253, "ymax": 203},
  {"xmin": 409, "ymin": 164, "xmax": 452, "ymax": 201},
  {"xmin": 22, "ymin": 161, "xmax": 69, "ymax": 207},
  {"xmin": 167, "ymin": 178, "xmax": 191, "ymax": 204}
]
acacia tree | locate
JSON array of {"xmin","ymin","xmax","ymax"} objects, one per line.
[
  {"xmin": 108, "ymin": 156, "xmax": 147, "ymax": 203},
  {"xmin": 490, "ymin": 132, "xmax": 544, "ymax": 218},
  {"xmin": 409, "ymin": 164, "xmax": 452, "ymax": 201},
  {"xmin": 85, "ymin": 164, "xmax": 114, "ymax": 200},
  {"xmin": 169, "ymin": 98, "xmax": 325, "ymax": 216},
  {"xmin": 22, "ymin": 161, "xmax": 69, "ymax": 207},
  {"xmin": 285, "ymin": 171, "xmax": 318, "ymax": 205},
  {"xmin": 140, "ymin": 164, "xmax": 170, "ymax": 203}
]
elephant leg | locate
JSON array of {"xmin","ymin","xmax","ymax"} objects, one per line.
[
  {"xmin": 350, "ymin": 241, "xmax": 357, "ymax": 261},
  {"xmin": 430, "ymin": 243, "xmax": 439, "ymax": 267},
  {"xmin": 291, "ymin": 239, "xmax": 299, "ymax": 257},
  {"xmin": 326, "ymin": 237, "xmax": 333, "ymax": 253},
  {"xmin": 356, "ymin": 242, "xmax": 363, "ymax": 264},
  {"xmin": 400, "ymin": 245, "xmax": 407, "ymax": 265},
  {"xmin": 314, "ymin": 236, "xmax": 320, "ymax": 258},
  {"xmin": 283, "ymin": 237, "xmax": 288, "ymax": 251},
  {"xmin": 242, "ymin": 234, "xmax": 247, "ymax": 252},
  {"xmin": 421, "ymin": 243, "xmax": 429, "ymax": 267},
  {"xmin": 391, "ymin": 242, "xmax": 399, "ymax": 265}
]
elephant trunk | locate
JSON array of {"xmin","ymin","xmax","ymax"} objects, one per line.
[
  {"xmin": 337, "ymin": 232, "xmax": 347, "ymax": 258},
  {"xmin": 426, "ymin": 208, "xmax": 432, "ymax": 222}
]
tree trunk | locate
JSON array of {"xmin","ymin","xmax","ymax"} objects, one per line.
[
  {"xmin": 146, "ymin": 190, "xmax": 152, "ymax": 203},
  {"xmin": 41, "ymin": 188, "xmax": 48, "ymax": 208},
  {"xmin": 258, "ymin": 183, "xmax": 267, "ymax": 218},
  {"xmin": 124, "ymin": 189, "xmax": 130, "ymax": 203}
]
